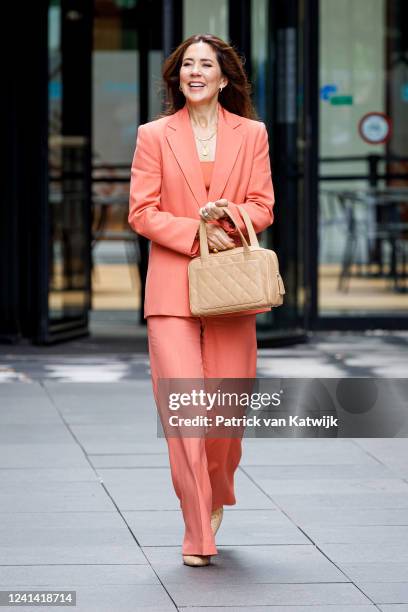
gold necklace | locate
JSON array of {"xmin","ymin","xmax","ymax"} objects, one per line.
[{"xmin": 195, "ymin": 131, "xmax": 216, "ymax": 157}]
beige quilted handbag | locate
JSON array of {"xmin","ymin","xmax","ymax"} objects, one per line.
[{"xmin": 188, "ymin": 205, "xmax": 285, "ymax": 316}]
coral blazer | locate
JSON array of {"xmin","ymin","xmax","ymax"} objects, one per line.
[{"xmin": 128, "ymin": 102, "xmax": 275, "ymax": 318}]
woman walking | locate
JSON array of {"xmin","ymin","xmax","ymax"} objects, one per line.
[{"xmin": 128, "ymin": 33, "xmax": 275, "ymax": 566}]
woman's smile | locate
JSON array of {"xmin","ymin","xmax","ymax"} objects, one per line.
[{"xmin": 188, "ymin": 82, "xmax": 206, "ymax": 91}]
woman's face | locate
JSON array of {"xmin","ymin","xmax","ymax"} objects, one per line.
[{"xmin": 179, "ymin": 41, "xmax": 228, "ymax": 106}]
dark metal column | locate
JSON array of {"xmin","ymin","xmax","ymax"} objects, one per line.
[
  {"xmin": 269, "ymin": 0, "xmax": 306, "ymax": 331},
  {"xmin": 0, "ymin": 2, "xmax": 49, "ymax": 344},
  {"xmin": 228, "ymin": 0, "xmax": 252, "ymax": 78},
  {"xmin": 162, "ymin": 0, "xmax": 182, "ymax": 59},
  {"xmin": 303, "ymin": 0, "xmax": 319, "ymax": 330}
]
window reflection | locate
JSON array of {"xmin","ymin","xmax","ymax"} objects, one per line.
[
  {"xmin": 318, "ymin": 0, "xmax": 408, "ymax": 316},
  {"xmin": 48, "ymin": 1, "xmax": 89, "ymax": 321}
]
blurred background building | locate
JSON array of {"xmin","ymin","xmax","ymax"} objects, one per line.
[{"xmin": 1, "ymin": 0, "xmax": 407, "ymax": 346}]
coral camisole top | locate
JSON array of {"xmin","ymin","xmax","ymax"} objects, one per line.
[{"xmin": 200, "ymin": 161, "xmax": 214, "ymax": 192}]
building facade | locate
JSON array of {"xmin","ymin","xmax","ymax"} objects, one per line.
[{"xmin": 1, "ymin": 0, "xmax": 407, "ymax": 345}]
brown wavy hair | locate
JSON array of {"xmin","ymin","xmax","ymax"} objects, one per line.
[{"xmin": 159, "ymin": 33, "xmax": 258, "ymax": 120}]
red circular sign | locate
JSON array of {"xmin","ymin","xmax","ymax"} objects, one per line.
[{"xmin": 358, "ymin": 112, "xmax": 392, "ymax": 145}]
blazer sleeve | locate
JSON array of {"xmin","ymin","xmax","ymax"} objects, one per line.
[
  {"xmin": 128, "ymin": 123, "xmax": 200, "ymax": 257},
  {"xmin": 216, "ymin": 122, "xmax": 274, "ymax": 238}
]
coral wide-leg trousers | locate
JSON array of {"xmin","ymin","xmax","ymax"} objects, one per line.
[{"xmin": 147, "ymin": 314, "xmax": 257, "ymax": 556}]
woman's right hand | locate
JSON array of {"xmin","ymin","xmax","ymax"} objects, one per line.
[{"xmin": 205, "ymin": 224, "xmax": 235, "ymax": 252}]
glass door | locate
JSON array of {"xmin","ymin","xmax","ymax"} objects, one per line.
[
  {"xmin": 92, "ymin": 0, "xmax": 163, "ymax": 325},
  {"xmin": 43, "ymin": 0, "xmax": 93, "ymax": 342},
  {"xmin": 317, "ymin": 0, "xmax": 408, "ymax": 327}
]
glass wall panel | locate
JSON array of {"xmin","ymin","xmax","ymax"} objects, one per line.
[
  {"xmin": 48, "ymin": 0, "xmax": 91, "ymax": 331},
  {"xmin": 251, "ymin": 0, "xmax": 270, "ymax": 123},
  {"xmin": 183, "ymin": 0, "xmax": 228, "ymax": 40},
  {"xmin": 92, "ymin": 0, "xmax": 162, "ymax": 318},
  {"xmin": 93, "ymin": 1, "xmax": 139, "ymax": 166},
  {"xmin": 92, "ymin": 1, "xmax": 140, "ymax": 313},
  {"xmin": 318, "ymin": 0, "xmax": 408, "ymax": 317},
  {"xmin": 149, "ymin": 49, "xmax": 164, "ymax": 121}
]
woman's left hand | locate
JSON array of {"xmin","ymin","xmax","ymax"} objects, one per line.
[{"xmin": 199, "ymin": 199, "xmax": 229, "ymax": 221}]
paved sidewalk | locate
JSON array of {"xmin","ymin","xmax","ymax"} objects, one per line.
[{"xmin": 0, "ymin": 331, "xmax": 407, "ymax": 611}]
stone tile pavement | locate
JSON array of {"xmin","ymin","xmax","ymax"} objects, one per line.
[{"xmin": 0, "ymin": 330, "xmax": 407, "ymax": 610}]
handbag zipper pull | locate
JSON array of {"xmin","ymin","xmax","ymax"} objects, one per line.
[{"xmin": 276, "ymin": 272, "xmax": 286, "ymax": 295}]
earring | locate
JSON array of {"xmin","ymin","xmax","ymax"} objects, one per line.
[
  {"xmin": 219, "ymin": 87, "xmax": 223, "ymax": 93},
  {"xmin": 179, "ymin": 84, "xmax": 183, "ymax": 92}
]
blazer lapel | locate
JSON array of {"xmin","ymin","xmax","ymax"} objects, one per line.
[
  {"xmin": 166, "ymin": 105, "xmax": 207, "ymax": 206},
  {"xmin": 208, "ymin": 105, "xmax": 243, "ymax": 202}
]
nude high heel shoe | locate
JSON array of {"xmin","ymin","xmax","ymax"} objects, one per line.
[
  {"xmin": 183, "ymin": 554, "xmax": 211, "ymax": 567},
  {"xmin": 211, "ymin": 507, "xmax": 224, "ymax": 535},
  {"xmin": 182, "ymin": 507, "xmax": 223, "ymax": 566}
]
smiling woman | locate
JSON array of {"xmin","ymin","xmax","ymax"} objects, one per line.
[{"xmin": 128, "ymin": 33, "xmax": 275, "ymax": 569}]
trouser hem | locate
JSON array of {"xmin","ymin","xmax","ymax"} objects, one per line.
[
  {"xmin": 182, "ymin": 547, "xmax": 218, "ymax": 556},
  {"xmin": 212, "ymin": 499, "xmax": 235, "ymax": 512}
]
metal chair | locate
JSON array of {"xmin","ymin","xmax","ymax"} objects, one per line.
[{"xmin": 335, "ymin": 188, "xmax": 408, "ymax": 293}]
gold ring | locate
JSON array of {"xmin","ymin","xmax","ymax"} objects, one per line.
[{"xmin": 212, "ymin": 248, "xmax": 218, "ymax": 253}]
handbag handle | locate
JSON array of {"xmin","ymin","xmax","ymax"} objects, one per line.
[
  {"xmin": 199, "ymin": 205, "xmax": 259, "ymax": 259},
  {"xmin": 237, "ymin": 205, "xmax": 260, "ymax": 248}
]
